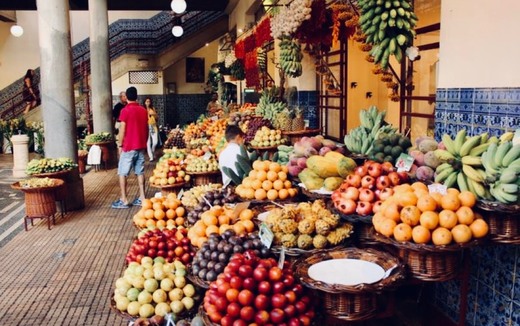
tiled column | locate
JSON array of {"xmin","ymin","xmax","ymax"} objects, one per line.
[
  {"xmin": 89, "ymin": 0, "xmax": 113, "ymax": 134},
  {"xmin": 36, "ymin": 0, "xmax": 78, "ymax": 159}
]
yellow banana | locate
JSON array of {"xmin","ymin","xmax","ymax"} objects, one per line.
[
  {"xmin": 459, "ymin": 135, "xmax": 483, "ymax": 157},
  {"xmin": 453, "ymin": 129, "xmax": 467, "ymax": 156},
  {"xmin": 500, "ymin": 131, "xmax": 514, "ymax": 143},
  {"xmin": 469, "ymin": 143, "xmax": 491, "ymax": 157},
  {"xmin": 441, "ymin": 134, "xmax": 457, "ymax": 156},
  {"xmin": 460, "ymin": 156, "xmax": 482, "ymax": 166},
  {"xmin": 434, "ymin": 165, "xmax": 455, "ymax": 183},
  {"xmin": 434, "ymin": 149, "xmax": 456, "ymax": 162},
  {"xmin": 457, "ymin": 172, "xmax": 469, "ymax": 192},
  {"xmin": 444, "ymin": 171, "xmax": 458, "ymax": 188},
  {"xmin": 468, "ymin": 179, "xmax": 487, "ymax": 199},
  {"xmin": 462, "ymin": 164, "xmax": 485, "ymax": 183}
]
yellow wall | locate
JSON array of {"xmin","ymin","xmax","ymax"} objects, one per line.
[
  {"xmin": 111, "ymin": 71, "xmax": 164, "ymax": 96},
  {"xmin": 439, "ymin": 0, "xmax": 520, "ymax": 88},
  {"xmin": 163, "ymin": 40, "xmax": 219, "ymax": 94}
]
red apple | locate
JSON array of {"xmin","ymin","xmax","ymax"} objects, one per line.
[
  {"xmin": 376, "ymin": 175, "xmax": 391, "ymax": 190},
  {"xmin": 356, "ymin": 201, "xmax": 373, "ymax": 216},
  {"xmin": 361, "ymin": 175, "xmax": 375, "ymax": 189},
  {"xmin": 387, "ymin": 171, "xmax": 401, "ymax": 186},
  {"xmin": 367, "ymin": 162, "xmax": 383, "ymax": 177}
]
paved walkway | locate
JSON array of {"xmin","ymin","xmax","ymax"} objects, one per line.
[{"xmin": 0, "ymin": 154, "xmax": 155, "ymax": 325}]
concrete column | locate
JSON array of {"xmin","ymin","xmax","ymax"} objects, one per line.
[
  {"xmin": 89, "ymin": 0, "xmax": 113, "ymax": 133},
  {"xmin": 36, "ymin": 0, "xmax": 78, "ymax": 159},
  {"xmin": 11, "ymin": 134, "xmax": 30, "ymax": 178}
]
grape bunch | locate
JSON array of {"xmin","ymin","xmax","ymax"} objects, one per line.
[
  {"xmin": 164, "ymin": 128, "xmax": 186, "ymax": 149},
  {"xmin": 186, "ymin": 188, "xmax": 239, "ymax": 225},
  {"xmin": 244, "ymin": 117, "xmax": 273, "ymax": 143},
  {"xmin": 181, "ymin": 184, "xmax": 223, "ymax": 208}
]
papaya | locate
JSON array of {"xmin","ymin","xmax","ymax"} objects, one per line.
[
  {"xmin": 298, "ymin": 168, "xmax": 324, "ymax": 190},
  {"xmin": 324, "ymin": 177, "xmax": 344, "ymax": 191},
  {"xmin": 306, "ymin": 155, "xmax": 339, "ymax": 178},
  {"xmin": 324, "ymin": 151, "xmax": 345, "ymax": 164},
  {"xmin": 337, "ymin": 157, "xmax": 357, "ymax": 178}
]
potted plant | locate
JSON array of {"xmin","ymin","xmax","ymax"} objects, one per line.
[{"xmin": 77, "ymin": 139, "xmax": 88, "ymax": 174}]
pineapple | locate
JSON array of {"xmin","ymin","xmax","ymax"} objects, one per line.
[
  {"xmin": 276, "ymin": 108, "xmax": 292, "ymax": 131},
  {"xmin": 292, "ymin": 107, "xmax": 305, "ymax": 131}
]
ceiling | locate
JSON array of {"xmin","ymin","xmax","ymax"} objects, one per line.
[{"xmin": 0, "ymin": 0, "xmax": 229, "ymax": 11}]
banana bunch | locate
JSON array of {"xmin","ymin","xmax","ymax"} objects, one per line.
[
  {"xmin": 26, "ymin": 157, "xmax": 77, "ymax": 174},
  {"xmin": 279, "ymin": 38, "xmax": 303, "ymax": 78},
  {"xmin": 255, "ymin": 87, "xmax": 286, "ymax": 124},
  {"xmin": 434, "ymin": 130, "xmax": 498, "ymax": 199},
  {"xmin": 481, "ymin": 140, "xmax": 520, "ymax": 204},
  {"xmin": 257, "ymin": 47, "xmax": 267, "ymax": 71},
  {"xmin": 357, "ymin": 0, "xmax": 418, "ymax": 69},
  {"xmin": 344, "ymin": 106, "xmax": 397, "ymax": 155}
]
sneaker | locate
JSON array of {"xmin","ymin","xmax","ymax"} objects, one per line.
[
  {"xmin": 132, "ymin": 198, "xmax": 142, "ymax": 206},
  {"xmin": 111, "ymin": 199, "xmax": 129, "ymax": 209}
]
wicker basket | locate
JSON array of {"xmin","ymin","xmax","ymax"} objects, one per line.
[
  {"xmin": 372, "ymin": 231, "xmax": 479, "ymax": 281},
  {"xmin": 186, "ymin": 271, "xmax": 210, "ymax": 290},
  {"xmin": 12, "ymin": 179, "xmax": 64, "ymax": 217},
  {"xmin": 476, "ymin": 201, "xmax": 520, "ymax": 244},
  {"xmin": 187, "ymin": 171, "xmax": 222, "ymax": 187},
  {"xmin": 328, "ymin": 204, "xmax": 378, "ymax": 246},
  {"xmin": 300, "ymin": 186, "xmax": 332, "ymax": 200},
  {"xmin": 294, "ymin": 248, "xmax": 406, "ymax": 321}
]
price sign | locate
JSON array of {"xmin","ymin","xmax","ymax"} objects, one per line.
[
  {"xmin": 154, "ymin": 192, "xmax": 163, "ymax": 199},
  {"xmin": 396, "ymin": 153, "xmax": 415, "ymax": 172},
  {"xmin": 278, "ymin": 247, "xmax": 286, "ymax": 269},
  {"xmin": 428, "ymin": 183, "xmax": 448, "ymax": 195},
  {"xmin": 202, "ymin": 195, "xmax": 213, "ymax": 208},
  {"xmin": 177, "ymin": 188, "xmax": 184, "ymax": 200},
  {"xmin": 202, "ymin": 151, "xmax": 212, "ymax": 161},
  {"xmin": 211, "ymin": 115, "xmax": 219, "ymax": 121},
  {"xmin": 259, "ymin": 223, "xmax": 274, "ymax": 249}
]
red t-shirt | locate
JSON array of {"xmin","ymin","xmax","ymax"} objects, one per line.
[{"xmin": 119, "ymin": 102, "xmax": 149, "ymax": 152}]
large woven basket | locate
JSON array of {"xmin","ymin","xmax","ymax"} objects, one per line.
[
  {"xmin": 476, "ymin": 200, "xmax": 520, "ymax": 244},
  {"xmin": 12, "ymin": 179, "xmax": 64, "ymax": 217},
  {"xmin": 187, "ymin": 171, "xmax": 222, "ymax": 187},
  {"xmin": 372, "ymin": 230, "xmax": 479, "ymax": 282},
  {"xmin": 294, "ymin": 248, "xmax": 406, "ymax": 321}
]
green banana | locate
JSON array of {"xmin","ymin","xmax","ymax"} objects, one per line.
[
  {"xmin": 441, "ymin": 134, "xmax": 457, "ymax": 155},
  {"xmin": 462, "ymin": 164, "xmax": 484, "ymax": 183},
  {"xmin": 469, "ymin": 143, "xmax": 491, "ymax": 156},
  {"xmin": 469, "ymin": 179, "xmax": 487, "ymax": 199},
  {"xmin": 436, "ymin": 163, "xmax": 455, "ymax": 173},
  {"xmin": 492, "ymin": 183, "xmax": 518, "ymax": 203},
  {"xmin": 460, "ymin": 156, "xmax": 482, "ymax": 166},
  {"xmin": 459, "ymin": 135, "xmax": 482, "ymax": 157},
  {"xmin": 480, "ymin": 132, "xmax": 489, "ymax": 144},
  {"xmin": 483, "ymin": 142, "xmax": 500, "ymax": 172},
  {"xmin": 444, "ymin": 171, "xmax": 458, "ymax": 188},
  {"xmin": 501, "ymin": 144, "xmax": 520, "ymax": 167},
  {"xmin": 499, "ymin": 183, "xmax": 519, "ymax": 194},
  {"xmin": 453, "ymin": 129, "xmax": 467, "ymax": 156},
  {"xmin": 457, "ymin": 172, "xmax": 469, "ymax": 192},
  {"xmin": 434, "ymin": 149, "xmax": 456, "ymax": 162},
  {"xmin": 495, "ymin": 141, "xmax": 513, "ymax": 168},
  {"xmin": 499, "ymin": 169, "xmax": 519, "ymax": 184},
  {"xmin": 435, "ymin": 166, "xmax": 455, "ymax": 183}
]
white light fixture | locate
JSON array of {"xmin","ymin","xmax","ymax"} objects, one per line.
[
  {"xmin": 171, "ymin": 0, "xmax": 187, "ymax": 14},
  {"xmin": 172, "ymin": 25, "xmax": 184, "ymax": 37},
  {"xmin": 10, "ymin": 25, "xmax": 23, "ymax": 37},
  {"xmin": 205, "ymin": 43, "xmax": 209, "ymax": 47}
]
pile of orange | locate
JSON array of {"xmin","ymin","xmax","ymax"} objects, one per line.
[
  {"xmin": 373, "ymin": 182, "xmax": 489, "ymax": 245},
  {"xmin": 187, "ymin": 206, "xmax": 255, "ymax": 248},
  {"xmin": 133, "ymin": 194, "xmax": 186, "ymax": 229},
  {"xmin": 235, "ymin": 160, "xmax": 298, "ymax": 201}
]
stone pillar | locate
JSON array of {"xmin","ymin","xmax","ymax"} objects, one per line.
[
  {"xmin": 11, "ymin": 134, "xmax": 30, "ymax": 178},
  {"xmin": 89, "ymin": 0, "xmax": 113, "ymax": 134},
  {"xmin": 36, "ymin": 0, "xmax": 78, "ymax": 159}
]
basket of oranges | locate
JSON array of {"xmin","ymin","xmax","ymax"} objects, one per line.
[
  {"xmin": 371, "ymin": 183, "xmax": 489, "ymax": 281},
  {"xmin": 132, "ymin": 195, "xmax": 187, "ymax": 230}
]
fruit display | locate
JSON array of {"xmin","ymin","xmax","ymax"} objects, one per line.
[
  {"xmin": 181, "ymin": 184, "xmax": 223, "ymax": 209},
  {"xmin": 202, "ymin": 252, "xmax": 315, "ymax": 325},
  {"xmin": 186, "ymin": 188, "xmax": 239, "ymax": 225},
  {"xmin": 358, "ymin": 0, "xmax": 418, "ymax": 69},
  {"xmin": 249, "ymin": 126, "xmax": 287, "ymax": 148},
  {"xmin": 235, "ymin": 160, "xmax": 299, "ymax": 201},
  {"xmin": 187, "ymin": 206, "xmax": 256, "ymax": 248},
  {"xmin": 408, "ymin": 137, "xmax": 440, "ymax": 182},
  {"xmin": 255, "ymin": 87, "xmax": 286, "ymax": 126},
  {"xmin": 191, "ymin": 230, "xmax": 270, "ymax": 282},
  {"xmin": 160, "ymin": 148, "xmax": 186, "ymax": 161},
  {"xmin": 186, "ymin": 154, "xmax": 219, "ymax": 173},
  {"xmin": 85, "ymin": 131, "xmax": 113, "ymax": 143},
  {"xmin": 26, "ymin": 157, "xmax": 77, "ymax": 174},
  {"xmin": 18, "ymin": 177, "xmax": 57, "ymax": 188},
  {"xmin": 434, "ymin": 130, "xmax": 500, "ymax": 199},
  {"xmin": 331, "ymin": 160, "xmax": 407, "ymax": 216},
  {"xmin": 373, "ymin": 183, "xmax": 489, "ymax": 245},
  {"xmin": 164, "ymin": 127, "xmax": 186, "ymax": 149},
  {"xmin": 298, "ymin": 151, "xmax": 357, "ymax": 191},
  {"xmin": 149, "ymin": 157, "xmax": 190, "ymax": 186},
  {"xmin": 279, "ymin": 37, "xmax": 303, "ymax": 78},
  {"xmin": 187, "ymin": 138, "xmax": 211, "ymax": 150},
  {"xmin": 133, "ymin": 195, "xmax": 187, "ymax": 230},
  {"xmin": 228, "ymin": 111, "xmax": 255, "ymax": 128},
  {"xmin": 183, "ymin": 122, "xmax": 205, "ymax": 143},
  {"xmin": 244, "ymin": 116, "xmax": 273, "ymax": 144},
  {"xmin": 113, "ymin": 258, "xmax": 198, "ymax": 318},
  {"xmin": 126, "ymin": 227, "xmax": 195, "ymax": 265},
  {"xmin": 264, "ymin": 200, "xmax": 353, "ymax": 249},
  {"xmin": 481, "ymin": 138, "xmax": 520, "ymax": 204},
  {"xmin": 271, "ymin": 145, "xmax": 293, "ymax": 166},
  {"xmin": 287, "ymin": 135, "xmax": 347, "ymax": 177},
  {"xmin": 344, "ymin": 106, "xmax": 397, "ymax": 155},
  {"xmin": 369, "ymin": 133, "xmax": 412, "ymax": 164}
]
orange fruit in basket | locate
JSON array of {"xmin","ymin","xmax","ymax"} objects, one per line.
[
  {"xmin": 256, "ymin": 170, "xmax": 267, "ymax": 182},
  {"xmin": 456, "ymin": 206, "xmax": 475, "ymax": 225},
  {"xmin": 469, "ymin": 219, "xmax": 489, "ymax": 238},
  {"xmin": 206, "ymin": 225, "xmax": 220, "ymax": 237},
  {"xmin": 156, "ymin": 220, "xmax": 166, "ymax": 229},
  {"xmin": 412, "ymin": 225, "xmax": 431, "ymax": 244},
  {"xmin": 458, "ymin": 191, "xmax": 476, "ymax": 208},
  {"xmin": 269, "ymin": 162, "xmax": 282, "ymax": 173},
  {"xmin": 372, "ymin": 213, "xmax": 385, "ymax": 233},
  {"xmin": 242, "ymin": 220, "xmax": 255, "ymax": 233},
  {"xmin": 281, "ymin": 165, "xmax": 289, "ymax": 174},
  {"xmin": 420, "ymin": 211, "xmax": 439, "ymax": 230},
  {"xmin": 441, "ymin": 193, "xmax": 461, "ymax": 211},
  {"xmin": 383, "ymin": 202, "xmax": 401, "ymax": 222},
  {"xmin": 249, "ymin": 170, "xmax": 257, "ymax": 180},
  {"xmin": 398, "ymin": 191, "xmax": 418, "ymax": 207},
  {"xmin": 255, "ymin": 188, "xmax": 267, "ymax": 200},
  {"xmin": 379, "ymin": 219, "xmax": 397, "ymax": 237},
  {"xmin": 262, "ymin": 161, "xmax": 271, "ymax": 171},
  {"xmin": 175, "ymin": 217, "xmax": 185, "ymax": 226},
  {"xmin": 146, "ymin": 219, "xmax": 156, "ymax": 228},
  {"xmin": 166, "ymin": 209, "xmax": 176, "ymax": 219},
  {"xmin": 393, "ymin": 184, "xmax": 412, "ymax": 194},
  {"xmin": 242, "ymin": 177, "xmax": 252, "ymax": 189},
  {"xmin": 267, "ymin": 170, "xmax": 278, "ymax": 182},
  {"xmin": 451, "ymin": 224, "xmax": 472, "ymax": 243},
  {"xmin": 233, "ymin": 222, "xmax": 246, "ymax": 235},
  {"xmin": 287, "ymin": 188, "xmax": 297, "ymax": 198},
  {"xmin": 278, "ymin": 189, "xmax": 289, "ymax": 200},
  {"xmin": 446, "ymin": 188, "xmax": 461, "ymax": 197},
  {"xmin": 400, "ymin": 206, "xmax": 421, "ymax": 226},
  {"xmin": 218, "ymin": 214, "xmax": 231, "ymax": 225},
  {"xmin": 175, "ymin": 206, "xmax": 185, "ymax": 217},
  {"xmin": 244, "ymin": 188, "xmax": 255, "ymax": 200},
  {"xmin": 144, "ymin": 209, "xmax": 155, "ymax": 219},
  {"xmin": 194, "ymin": 221, "xmax": 206, "ymax": 236},
  {"xmin": 273, "ymin": 180, "xmax": 284, "ymax": 191},
  {"xmin": 142, "ymin": 199, "xmax": 153, "ymax": 210},
  {"xmin": 417, "ymin": 195, "xmax": 438, "ymax": 212},
  {"xmin": 411, "ymin": 182, "xmax": 429, "ymax": 193},
  {"xmin": 393, "ymin": 223, "xmax": 413, "ymax": 242},
  {"xmin": 262, "ymin": 180, "xmax": 273, "ymax": 191},
  {"xmin": 432, "ymin": 227, "xmax": 452, "ymax": 245},
  {"xmin": 167, "ymin": 219, "xmax": 176, "ymax": 227},
  {"xmin": 251, "ymin": 179, "xmax": 262, "ymax": 191},
  {"xmin": 267, "ymin": 189, "xmax": 278, "ymax": 201},
  {"xmin": 202, "ymin": 213, "xmax": 218, "ymax": 226},
  {"xmin": 239, "ymin": 209, "xmax": 253, "ymax": 221},
  {"xmin": 153, "ymin": 202, "xmax": 165, "ymax": 211},
  {"xmin": 278, "ymin": 171, "xmax": 288, "ymax": 182},
  {"xmin": 154, "ymin": 209, "xmax": 166, "ymax": 220},
  {"xmin": 284, "ymin": 180, "xmax": 292, "ymax": 189},
  {"xmin": 430, "ymin": 192, "xmax": 443, "ymax": 207},
  {"xmin": 219, "ymin": 224, "xmax": 232, "ymax": 234},
  {"xmin": 136, "ymin": 209, "xmax": 145, "ymax": 219},
  {"xmin": 253, "ymin": 161, "xmax": 263, "ymax": 171},
  {"xmin": 439, "ymin": 210, "xmax": 458, "ymax": 229},
  {"xmin": 167, "ymin": 193, "xmax": 177, "ymax": 201}
]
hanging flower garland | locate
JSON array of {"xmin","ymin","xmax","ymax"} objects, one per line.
[
  {"xmin": 235, "ymin": 39, "xmax": 245, "ymax": 60},
  {"xmin": 244, "ymin": 34, "xmax": 256, "ymax": 54},
  {"xmin": 245, "ymin": 51, "xmax": 260, "ymax": 88},
  {"xmin": 270, "ymin": 0, "xmax": 312, "ymax": 39},
  {"xmin": 255, "ymin": 17, "xmax": 273, "ymax": 47}
]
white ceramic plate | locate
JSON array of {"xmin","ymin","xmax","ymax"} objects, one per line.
[{"xmin": 308, "ymin": 259, "xmax": 385, "ymax": 286}]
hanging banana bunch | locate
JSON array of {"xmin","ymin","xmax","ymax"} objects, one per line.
[
  {"xmin": 279, "ymin": 37, "xmax": 303, "ymax": 78},
  {"xmin": 357, "ymin": 0, "xmax": 418, "ymax": 69}
]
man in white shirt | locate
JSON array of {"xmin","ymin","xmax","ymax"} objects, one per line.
[{"xmin": 218, "ymin": 125, "xmax": 245, "ymax": 187}]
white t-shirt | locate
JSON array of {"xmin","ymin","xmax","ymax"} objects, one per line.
[{"xmin": 218, "ymin": 142, "xmax": 242, "ymax": 187}]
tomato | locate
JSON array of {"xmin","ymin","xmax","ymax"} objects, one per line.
[
  {"xmin": 257, "ymin": 281, "xmax": 272, "ymax": 295},
  {"xmin": 272, "ymin": 281, "xmax": 285, "ymax": 294},
  {"xmin": 229, "ymin": 276, "xmax": 243, "ymax": 289},
  {"xmin": 227, "ymin": 302, "xmax": 241, "ymax": 318},
  {"xmin": 283, "ymin": 304, "xmax": 296, "ymax": 318},
  {"xmin": 240, "ymin": 306, "xmax": 255, "ymax": 322},
  {"xmin": 208, "ymin": 311, "xmax": 222, "ymax": 323},
  {"xmin": 238, "ymin": 289, "xmax": 254, "ymax": 306},
  {"xmin": 220, "ymin": 316, "xmax": 235, "ymax": 326},
  {"xmin": 271, "ymin": 293, "xmax": 287, "ymax": 309},
  {"xmin": 233, "ymin": 319, "xmax": 247, "ymax": 326},
  {"xmin": 255, "ymin": 310, "xmax": 270, "ymax": 325},
  {"xmin": 295, "ymin": 301, "xmax": 307, "ymax": 314},
  {"xmin": 269, "ymin": 267, "xmax": 283, "ymax": 281},
  {"xmin": 269, "ymin": 308, "xmax": 286, "ymax": 324},
  {"xmin": 299, "ymin": 315, "xmax": 311, "ymax": 326},
  {"xmin": 215, "ymin": 297, "xmax": 228, "ymax": 312},
  {"xmin": 226, "ymin": 288, "xmax": 239, "ymax": 303},
  {"xmin": 253, "ymin": 266, "xmax": 268, "ymax": 281},
  {"xmin": 217, "ymin": 281, "xmax": 231, "ymax": 296},
  {"xmin": 284, "ymin": 290, "xmax": 297, "ymax": 304},
  {"xmin": 288, "ymin": 318, "xmax": 302, "ymax": 326},
  {"xmin": 282, "ymin": 274, "xmax": 295, "ymax": 287},
  {"xmin": 238, "ymin": 265, "xmax": 253, "ymax": 278},
  {"xmin": 254, "ymin": 294, "xmax": 270, "ymax": 310},
  {"xmin": 242, "ymin": 277, "xmax": 257, "ymax": 291}
]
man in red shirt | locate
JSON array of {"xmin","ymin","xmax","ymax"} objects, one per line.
[{"xmin": 112, "ymin": 86, "xmax": 149, "ymax": 208}]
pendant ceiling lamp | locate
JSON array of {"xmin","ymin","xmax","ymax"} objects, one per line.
[
  {"xmin": 172, "ymin": 25, "xmax": 184, "ymax": 37},
  {"xmin": 171, "ymin": 0, "xmax": 187, "ymax": 14},
  {"xmin": 10, "ymin": 25, "xmax": 24, "ymax": 37}
]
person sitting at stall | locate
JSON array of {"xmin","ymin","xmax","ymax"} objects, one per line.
[
  {"xmin": 206, "ymin": 93, "xmax": 222, "ymax": 116},
  {"xmin": 218, "ymin": 125, "xmax": 245, "ymax": 187}
]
